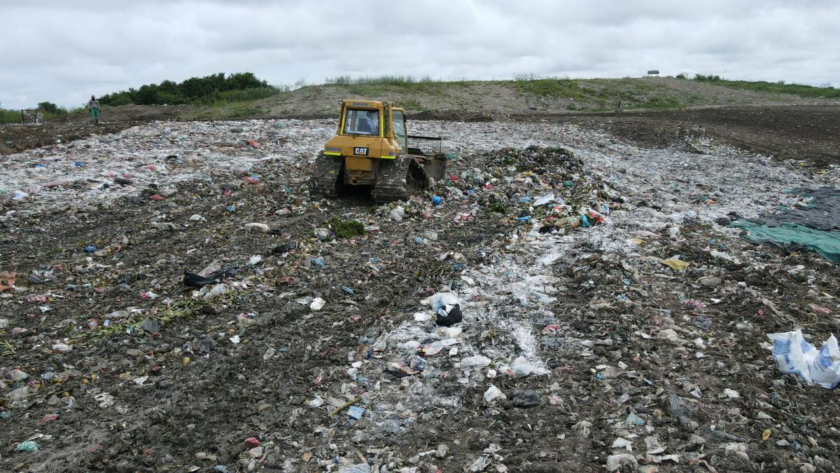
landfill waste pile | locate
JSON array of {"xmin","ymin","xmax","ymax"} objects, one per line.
[{"xmin": 1, "ymin": 118, "xmax": 840, "ymax": 472}]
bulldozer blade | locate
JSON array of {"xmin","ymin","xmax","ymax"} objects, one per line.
[{"xmin": 420, "ymin": 155, "xmax": 447, "ymax": 182}]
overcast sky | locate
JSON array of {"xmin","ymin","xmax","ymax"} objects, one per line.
[{"xmin": 1, "ymin": 0, "xmax": 838, "ymax": 108}]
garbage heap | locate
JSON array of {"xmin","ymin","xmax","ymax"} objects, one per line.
[{"xmin": 2, "ymin": 118, "xmax": 840, "ymax": 473}]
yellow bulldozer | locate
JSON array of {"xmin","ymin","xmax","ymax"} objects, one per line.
[{"xmin": 309, "ymin": 99, "xmax": 446, "ymax": 202}]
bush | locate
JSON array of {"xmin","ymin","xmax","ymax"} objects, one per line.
[
  {"xmin": 0, "ymin": 109, "xmax": 22, "ymax": 124},
  {"xmin": 328, "ymin": 218, "xmax": 366, "ymax": 238},
  {"xmin": 324, "ymin": 75, "xmax": 419, "ymax": 86},
  {"xmin": 107, "ymin": 94, "xmax": 133, "ymax": 106},
  {"xmin": 691, "ymin": 74, "xmax": 840, "ymax": 98},
  {"xmin": 38, "ymin": 102, "xmax": 61, "ymax": 114},
  {"xmin": 514, "ymin": 73, "xmax": 541, "ymax": 82},
  {"xmin": 326, "ymin": 75, "xmax": 352, "ymax": 85}
]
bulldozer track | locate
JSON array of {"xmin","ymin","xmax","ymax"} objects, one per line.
[
  {"xmin": 309, "ymin": 153, "xmax": 344, "ymax": 199},
  {"xmin": 371, "ymin": 156, "xmax": 430, "ymax": 203}
]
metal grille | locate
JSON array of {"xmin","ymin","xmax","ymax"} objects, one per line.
[{"xmin": 407, "ymin": 135, "xmax": 443, "ymax": 156}]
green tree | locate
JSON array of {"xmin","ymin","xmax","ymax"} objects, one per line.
[{"xmin": 37, "ymin": 102, "xmax": 61, "ymax": 114}]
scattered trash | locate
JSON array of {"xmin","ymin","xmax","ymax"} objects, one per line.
[
  {"xmin": 660, "ymin": 258, "xmax": 690, "ymax": 271},
  {"xmin": 338, "ymin": 463, "xmax": 371, "ymax": 473},
  {"xmin": 347, "ymin": 405, "xmax": 364, "ymax": 420},
  {"xmin": 1, "ymin": 116, "xmax": 838, "ymax": 471},
  {"xmin": 16, "ymin": 441, "xmax": 40, "ymax": 452},
  {"xmin": 244, "ymin": 223, "xmax": 269, "ymax": 233},
  {"xmin": 468, "ymin": 455, "xmax": 492, "ymax": 472},
  {"xmin": 606, "ymin": 454, "xmax": 637, "ymax": 472},
  {"xmin": 723, "ymin": 388, "xmax": 741, "ymax": 399},
  {"xmin": 390, "ymin": 206, "xmax": 405, "ymax": 222},
  {"xmin": 0, "ymin": 271, "xmax": 16, "ymax": 292},
  {"xmin": 310, "ymin": 297, "xmax": 326, "ymax": 311},
  {"xmin": 435, "ymin": 303, "xmax": 462, "ymax": 327},
  {"xmin": 512, "ymin": 390, "xmax": 540, "ymax": 408}
]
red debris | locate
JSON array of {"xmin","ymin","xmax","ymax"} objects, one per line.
[
  {"xmin": 0, "ymin": 271, "xmax": 16, "ymax": 292},
  {"xmin": 26, "ymin": 294, "xmax": 48, "ymax": 304},
  {"xmin": 38, "ymin": 414, "xmax": 60, "ymax": 425},
  {"xmin": 149, "ymin": 194, "xmax": 164, "ymax": 201}
]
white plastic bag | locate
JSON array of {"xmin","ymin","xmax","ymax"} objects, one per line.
[
  {"xmin": 423, "ymin": 292, "xmax": 460, "ymax": 313},
  {"xmin": 459, "ymin": 355, "xmax": 491, "ymax": 369},
  {"xmin": 483, "ymin": 385, "xmax": 506, "ymax": 403},
  {"xmin": 768, "ymin": 329, "xmax": 840, "ymax": 388}
]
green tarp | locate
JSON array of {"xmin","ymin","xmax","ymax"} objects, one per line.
[{"xmin": 731, "ymin": 221, "xmax": 840, "ymax": 264}]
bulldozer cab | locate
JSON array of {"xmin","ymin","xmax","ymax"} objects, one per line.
[
  {"xmin": 329, "ymin": 100, "xmax": 408, "ymax": 158},
  {"xmin": 391, "ymin": 108, "xmax": 408, "ymax": 151},
  {"xmin": 310, "ymin": 99, "xmax": 446, "ymax": 202},
  {"xmin": 342, "ymin": 108, "xmax": 381, "ymax": 137}
]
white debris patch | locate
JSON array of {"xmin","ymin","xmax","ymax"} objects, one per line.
[{"xmin": 0, "ymin": 119, "xmax": 335, "ymax": 209}]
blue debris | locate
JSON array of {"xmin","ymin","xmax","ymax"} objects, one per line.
[
  {"xmin": 580, "ymin": 215, "xmax": 590, "ymax": 228},
  {"xmin": 347, "ymin": 405, "xmax": 364, "ymax": 420},
  {"xmin": 625, "ymin": 413, "xmax": 645, "ymax": 426}
]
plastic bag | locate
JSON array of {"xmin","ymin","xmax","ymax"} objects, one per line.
[
  {"xmin": 459, "ymin": 355, "xmax": 491, "ymax": 369},
  {"xmin": 338, "ymin": 464, "xmax": 370, "ymax": 473},
  {"xmin": 483, "ymin": 385, "xmax": 506, "ymax": 403},
  {"xmin": 768, "ymin": 329, "xmax": 840, "ymax": 388}
]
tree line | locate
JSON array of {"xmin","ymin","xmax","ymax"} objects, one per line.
[{"xmin": 98, "ymin": 72, "xmax": 273, "ymax": 106}]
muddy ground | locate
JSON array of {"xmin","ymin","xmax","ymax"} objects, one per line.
[
  {"xmin": 0, "ymin": 105, "xmax": 190, "ymax": 156},
  {"xmin": 512, "ymin": 105, "xmax": 840, "ymax": 168},
  {"xmin": 1, "ymin": 113, "xmax": 839, "ymax": 473}
]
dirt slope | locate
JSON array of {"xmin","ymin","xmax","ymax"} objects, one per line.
[{"xmin": 253, "ymin": 78, "xmax": 838, "ymax": 118}]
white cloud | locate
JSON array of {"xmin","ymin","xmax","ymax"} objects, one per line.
[{"xmin": 0, "ymin": 0, "xmax": 837, "ymax": 107}]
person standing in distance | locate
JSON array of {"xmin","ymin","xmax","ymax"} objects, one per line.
[{"xmin": 88, "ymin": 95, "xmax": 100, "ymax": 125}]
